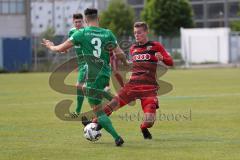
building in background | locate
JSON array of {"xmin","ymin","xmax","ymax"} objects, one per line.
[
  {"xmin": 127, "ymin": 0, "xmax": 144, "ymax": 20},
  {"xmin": 192, "ymin": 0, "xmax": 240, "ymax": 28},
  {"xmin": 31, "ymin": 0, "xmax": 92, "ymax": 35},
  {"xmin": 31, "ymin": 0, "xmax": 110, "ymax": 35},
  {"xmin": 0, "ymin": 0, "xmax": 31, "ymax": 37},
  {"xmin": 0, "ymin": 0, "xmax": 32, "ymax": 72},
  {"xmin": 127, "ymin": 0, "xmax": 240, "ymax": 28}
]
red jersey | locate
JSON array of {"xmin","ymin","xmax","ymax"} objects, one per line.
[{"xmin": 129, "ymin": 41, "xmax": 173, "ymax": 85}]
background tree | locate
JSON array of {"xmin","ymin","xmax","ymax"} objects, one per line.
[
  {"xmin": 230, "ymin": 2, "xmax": 240, "ymax": 31},
  {"xmin": 141, "ymin": 0, "xmax": 194, "ymax": 50},
  {"xmin": 231, "ymin": 21, "xmax": 240, "ymax": 31},
  {"xmin": 37, "ymin": 27, "xmax": 56, "ymax": 57},
  {"xmin": 100, "ymin": 0, "xmax": 134, "ymax": 38},
  {"xmin": 40, "ymin": 27, "xmax": 55, "ymax": 40}
]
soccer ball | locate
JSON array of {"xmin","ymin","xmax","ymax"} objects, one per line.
[{"xmin": 83, "ymin": 123, "xmax": 102, "ymax": 141}]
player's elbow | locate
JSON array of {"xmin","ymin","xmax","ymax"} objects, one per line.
[
  {"xmin": 168, "ymin": 59, "xmax": 174, "ymax": 66},
  {"xmin": 163, "ymin": 58, "xmax": 174, "ymax": 66},
  {"xmin": 56, "ymin": 40, "xmax": 73, "ymax": 53},
  {"xmin": 56, "ymin": 46, "xmax": 67, "ymax": 53}
]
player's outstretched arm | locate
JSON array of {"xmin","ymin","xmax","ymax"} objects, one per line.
[
  {"xmin": 155, "ymin": 43, "xmax": 174, "ymax": 66},
  {"xmin": 113, "ymin": 45, "xmax": 129, "ymax": 66},
  {"xmin": 42, "ymin": 39, "xmax": 73, "ymax": 53}
]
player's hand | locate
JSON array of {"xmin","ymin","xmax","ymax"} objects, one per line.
[
  {"xmin": 42, "ymin": 39, "xmax": 55, "ymax": 49},
  {"xmin": 124, "ymin": 60, "xmax": 130, "ymax": 67},
  {"xmin": 155, "ymin": 52, "xmax": 163, "ymax": 61}
]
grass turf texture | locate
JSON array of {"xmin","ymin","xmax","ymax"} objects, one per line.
[{"xmin": 0, "ymin": 68, "xmax": 240, "ymax": 160}]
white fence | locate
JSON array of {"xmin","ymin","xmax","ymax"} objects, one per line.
[
  {"xmin": 230, "ymin": 32, "xmax": 240, "ymax": 63},
  {"xmin": 181, "ymin": 28, "xmax": 230, "ymax": 67}
]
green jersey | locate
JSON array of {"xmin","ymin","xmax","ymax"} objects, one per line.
[
  {"xmin": 68, "ymin": 27, "xmax": 78, "ymax": 37},
  {"xmin": 68, "ymin": 27, "xmax": 85, "ymax": 68},
  {"xmin": 70, "ymin": 26, "xmax": 117, "ymax": 81}
]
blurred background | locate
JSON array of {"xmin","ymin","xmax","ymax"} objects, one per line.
[{"xmin": 0, "ymin": 0, "xmax": 240, "ymax": 72}]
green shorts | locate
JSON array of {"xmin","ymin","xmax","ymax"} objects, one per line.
[
  {"xmin": 85, "ymin": 76, "xmax": 110, "ymax": 106},
  {"xmin": 77, "ymin": 64, "xmax": 87, "ymax": 83}
]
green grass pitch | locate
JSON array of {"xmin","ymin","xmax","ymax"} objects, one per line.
[{"xmin": 0, "ymin": 68, "xmax": 240, "ymax": 160}]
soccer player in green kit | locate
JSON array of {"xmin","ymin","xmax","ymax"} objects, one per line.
[
  {"xmin": 42, "ymin": 8, "xmax": 128, "ymax": 146},
  {"xmin": 68, "ymin": 13, "xmax": 87, "ymax": 118}
]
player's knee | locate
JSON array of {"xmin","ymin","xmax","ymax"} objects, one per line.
[
  {"xmin": 144, "ymin": 120, "xmax": 155, "ymax": 128},
  {"xmin": 142, "ymin": 121, "xmax": 155, "ymax": 128},
  {"xmin": 143, "ymin": 113, "xmax": 156, "ymax": 128}
]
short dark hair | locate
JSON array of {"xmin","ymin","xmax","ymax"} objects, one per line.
[
  {"xmin": 84, "ymin": 8, "xmax": 98, "ymax": 20},
  {"xmin": 134, "ymin": 22, "xmax": 148, "ymax": 31},
  {"xmin": 73, "ymin": 13, "xmax": 83, "ymax": 19}
]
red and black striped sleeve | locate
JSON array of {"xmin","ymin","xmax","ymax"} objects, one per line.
[{"xmin": 155, "ymin": 42, "xmax": 174, "ymax": 66}]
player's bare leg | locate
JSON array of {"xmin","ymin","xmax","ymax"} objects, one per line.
[
  {"xmin": 91, "ymin": 94, "xmax": 129, "ymax": 133},
  {"xmin": 111, "ymin": 55, "xmax": 124, "ymax": 88},
  {"xmin": 91, "ymin": 98, "xmax": 120, "ymax": 129},
  {"xmin": 113, "ymin": 71, "xmax": 124, "ymax": 87},
  {"xmin": 103, "ymin": 98, "xmax": 121, "ymax": 115}
]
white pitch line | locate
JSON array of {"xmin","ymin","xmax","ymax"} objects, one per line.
[{"xmin": 160, "ymin": 93, "xmax": 240, "ymax": 99}]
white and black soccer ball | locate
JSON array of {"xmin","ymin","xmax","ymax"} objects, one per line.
[{"xmin": 83, "ymin": 123, "xmax": 102, "ymax": 141}]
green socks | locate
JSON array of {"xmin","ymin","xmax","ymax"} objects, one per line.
[
  {"xmin": 98, "ymin": 114, "xmax": 120, "ymax": 140},
  {"xmin": 76, "ymin": 89, "xmax": 84, "ymax": 114}
]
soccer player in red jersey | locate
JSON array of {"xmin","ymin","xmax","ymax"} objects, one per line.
[{"xmin": 93, "ymin": 22, "xmax": 173, "ymax": 139}]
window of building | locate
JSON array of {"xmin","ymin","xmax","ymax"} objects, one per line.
[
  {"xmin": 9, "ymin": 1, "xmax": 16, "ymax": 14},
  {"xmin": 134, "ymin": 8, "xmax": 142, "ymax": 20},
  {"xmin": 39, "ymin": 24, "xmax": 43, "ymax": 28},
  {"xmin": 2, "ymin": 1, "xmax": 9, "ymax": 14},
  {"xmin": 0, "ymin": 0, "xmax": 25, "ymax": 15},
  {"xmin": 16, "ymin": 0, "xmax": 24, "ymax": 14},
  {"xmin": 66, "ymin": 23, "xmax": 70, "ymax": 28},
  {"xmin": 207, "ymin": 3, "xmax": 224, "ymax": 19},
  {"xmin": 228, "ymin": 2, "xmax": 239, "ymax": 18},
  {"xmin": 128, "ymin": 0, "xmax": 144, "ymax": 5},
  {"xmin": 195, "ymin": 22, "xmax": 204, "ymax": 28},
  {"xmin": 207, "ymin": 21, "xmax": 224, "ymax": 28},
  {"xmin": 192, "ymin": 4, "xmax": 203, "ymax": 19}
]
